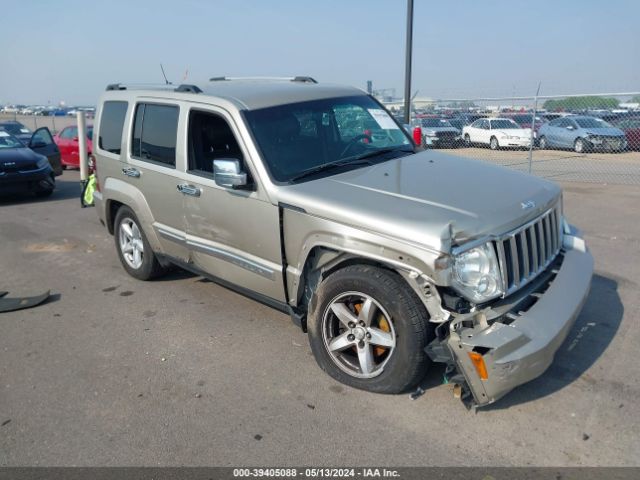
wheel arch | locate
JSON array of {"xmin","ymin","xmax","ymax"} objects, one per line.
[{"xmin": 101, "ymin": 177, "xmax": 163, "ymax": 252}]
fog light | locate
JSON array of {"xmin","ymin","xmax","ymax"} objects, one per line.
[{"xmin": 468, "ymin": 352, "xmax": 488, "ymax": 380}]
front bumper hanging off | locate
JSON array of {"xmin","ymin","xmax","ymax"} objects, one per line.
[{"xmin": 438, "ymin": 228, "xmax": 593, "ymax": 407}]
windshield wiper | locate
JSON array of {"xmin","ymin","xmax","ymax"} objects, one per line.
[
  {"xmin": 289, "ymin": 147, "xmax": 414, "ymax": 183},
  {"xmin": 289, "ymin": 158, "xmax": 375, "ymax": 183},
  {"xmin": 348, "ymin": 147, "xmax": 414, "ymax": 163}
]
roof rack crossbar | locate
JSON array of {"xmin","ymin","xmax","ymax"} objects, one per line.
[{"xmin": 209, "ymin": 76, "xmax": 317, "ymax": 84}]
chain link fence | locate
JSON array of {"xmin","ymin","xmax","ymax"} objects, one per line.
[{"xmin": 387, "ymin": 92, "xmax": 640, "ymax": 185}]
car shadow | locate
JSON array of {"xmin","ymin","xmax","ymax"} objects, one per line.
[
  {"xmin": 480, "ymin": 273, "xmax": 622, "ymax": 410},
  {"xmin": 0, "ymin": 175, "xmax": 82, "ymax": 205}
]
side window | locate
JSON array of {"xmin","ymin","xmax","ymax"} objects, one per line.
[
  {"xmin": 131, "ymin": 103, "xmax": 179, "ymax": 167},
  {"xmin": 548, "ymin": 118, "xmax": 561, "ymax": 127},
  {"xmin": 481, "ymin": 120, "xmax": 490, "ymax": 129},
  {"xmin": 556, "ymin": 118, "xmax": 569, "ymax": 128},
  {"xmin": 98, "ymin": 101, "xmax": 128, "ymax": 154},
  {"xmin": 60, "ymin": 127, "xmax": 75, "ymax": 139},
  {"xmin": 187, "ymin": 110, "xmax": 244, "ymax": 176},
  {"xmin": 470, "ymin": 120, "xmax": 481, "ymax": 128}
]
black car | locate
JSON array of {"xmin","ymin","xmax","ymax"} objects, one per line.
[
  {"xmin": 0, "ymin": 121, "xmax": 33, "ymax": 144},
  {"xmin": 0, "ymin": 128, "xmax": 62, "ymax": 198}
]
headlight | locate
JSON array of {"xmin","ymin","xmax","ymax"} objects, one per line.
[
  {"xmin": 452, "ymin": 243, "xmax": 503, "ymax": 302},
  {"xmin": 36, "ymin": 157, "xmax": 50, "ymax": 169}
]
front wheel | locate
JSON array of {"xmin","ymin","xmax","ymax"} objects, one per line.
[
  {"xmin": 307, "ymin": 265, "xmax": 431, "ymax": 394},
  {"xmin": 114, "ymin": 206, "xmax": 167, "ymax": 280},
  {"xmin": 574, "ymin": 137, "xmax": 587, "ymax": 153}
]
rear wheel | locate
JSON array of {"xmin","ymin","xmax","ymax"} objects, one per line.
[
  {"xmin": 114, "ymin": 206, "xmax": 166, "ymax": 280},
  {"xmin": 307, "ymin": 264, "xmax": 431, "ymax": 394},
  {"xmin": 35, "ymin": 189, "xmax": 53, "ymax": 198},
  {"xmin": 490, "ymin": 136, "xmax": 499, "ymax": 150},
  {"xmin": 464, "ymin": 133, "xmax": 471, "ymax": 146},
  {"xmin": 538, "ymin": 135, "xmax": 548, "ymax": 150}
]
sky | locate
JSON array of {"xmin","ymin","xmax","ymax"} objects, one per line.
[{"xmin": 1, "ymin": 0, "xmax": 639, "ymax": 105}]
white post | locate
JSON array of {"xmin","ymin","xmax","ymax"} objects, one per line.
[{"xmin": 77, "ymin": 111, "xmax": 89, "ymax": 181}]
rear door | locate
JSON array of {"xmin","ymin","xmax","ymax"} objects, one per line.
[
  {"xmin": 29, "ymin": 127, "xmax": 62, "ymax": 176},
  {"xmin": 126, "ymin": 101, "xmax": 190, "ymax": 263}
]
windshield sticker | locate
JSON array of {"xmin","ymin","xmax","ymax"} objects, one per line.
[{"xmin": 367, "ymin": 109, "xmax": 400, "ymax": 130}]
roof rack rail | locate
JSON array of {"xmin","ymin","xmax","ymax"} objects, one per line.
[
  {"xmin": 209, "ymin": 76, "xmax": 317, "ymax": 84},
  {"xmin": 174, "ymin": 84, "xmax": 202, "ymax": 93},
  {"xmin": 106, "ymin": 83, "xmax": 181, "ymax": 91}
]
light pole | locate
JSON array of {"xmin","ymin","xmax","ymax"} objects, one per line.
[{"xmin": 403, "ymin": 0, "xmax": 414, "ymax": 125}]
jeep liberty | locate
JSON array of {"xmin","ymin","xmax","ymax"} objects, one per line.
[{"xmin": 92, "ymin": 77, "xmax": 593, "ymax": 407}]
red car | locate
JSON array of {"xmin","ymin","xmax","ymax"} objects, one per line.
[
  {"xmin": 54, "ymin": 125, "xmax": 93, "ymax": 169},
  {"xmin": 611, "ymin": 117, "xmax": 640, "ymax": 150}
]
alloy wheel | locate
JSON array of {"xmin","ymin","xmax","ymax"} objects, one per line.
[
  {"xmin": 321, "ymin": 291, "xmax": 396, "ymax": 379},
  {"xmin": 118, "ymin": 217, "xmax": 144, "ymax": 269}
]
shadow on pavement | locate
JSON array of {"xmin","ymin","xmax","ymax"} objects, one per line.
[{"xmin": 0, "ymin": 175, "xmax": 82, "ymax": 206}]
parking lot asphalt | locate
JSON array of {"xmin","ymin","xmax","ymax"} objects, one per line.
[{"xmin": 1, "ymin": 170, "xmax": 639, "ymax": 467}]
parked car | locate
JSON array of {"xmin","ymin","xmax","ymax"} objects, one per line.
[
  {"xmin": 414, "ymin": 117, "xmax": 461, "ymax": 148},
  {"xmin": 537, "ymin": 116, "xmax": 627, "ymax": 153},
  {"xmin": 503, "ymin": 113, "xmax": 546, "ymax": 136},
  {"xmin": 0, "ymin": 121, "xmax": 33, "ymax": 144},
  {"xmin": 446, "ymin": 117, "xmax": 466, "ymax": 133},
  {"xmin": 93, "ymin": 78, "xmax": 592, "ymax": 408},
  {"xmin": 610, "ymin": 116, "xmax": 640, "ymax": 150},
  {"xmin": 462, "ymin": 118, "xmax": 532, "ymax": 150},
  {"xmin": 54, "ymin": 125, "xmax": 93, "ymax": 169},
  {"xmin": 0, "ymin": 129, "xmax": 60, "ymax": 197}
]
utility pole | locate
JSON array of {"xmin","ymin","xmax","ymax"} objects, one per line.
[{"xmin": 403, "ymin": 0, "xmax": 414, "ymax": 125}]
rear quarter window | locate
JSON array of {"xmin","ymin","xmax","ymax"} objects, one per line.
[{"xmin": 98, "ymin": 101, "xmax": 128, "ymax": 154}]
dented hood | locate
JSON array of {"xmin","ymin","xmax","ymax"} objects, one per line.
[{"xmin": 276, "ymin": 151, "xmax": 561, "ymax": 252}]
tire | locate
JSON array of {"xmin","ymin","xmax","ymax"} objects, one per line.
[
  {"xmin": 574, "ymin": 138, "xmax": 586, "ymax": 153},
  {"xmin": 35, "ymin": 189, "xmax": 53, "ymax": 198},
  {"xmin": 61, "ymin": 164, "xmax": 68, "ymax": 171},
  {"xmin": 307, "ymin": 264, "xmax": 431, "ymax": 394},
  {"xmin": 464, "ymin": 134, "xmax": 471, "ymax": 146},
  {"xmin": 490, "ymin": 136, "xmax": 499, "ymax": 150},
  {"xmin": 114, "ymin": 205, "xmax": 166, "ymax": 280},
  {"xmin": 538, "ymin": 135, "xmax": 548, "ymax": 150}
]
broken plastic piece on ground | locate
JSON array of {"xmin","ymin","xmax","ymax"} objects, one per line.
[
  {"xmin": 410, "ymin": 386, "xmax": 426, "ymax": 400},
  {"xmin": 0, "ymin": 291, "xmax": 51, "ymax": 313}
]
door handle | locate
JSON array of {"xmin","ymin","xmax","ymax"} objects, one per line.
[
  {"xmin": 177, "ymin": 183, "xmax": 201, "ymax": 197},
  {"xmin": 122, "ymin": 167, "xmax": 140, "ymax": 178}
]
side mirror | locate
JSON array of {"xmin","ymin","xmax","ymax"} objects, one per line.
[{"xmin": 213, "ymin": 159, "xmax": 247, "ymax": 188}]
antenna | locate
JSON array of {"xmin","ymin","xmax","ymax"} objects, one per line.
[{"xmin": 160, "ymin": 64, "xmax": 171, "ymax": 85}]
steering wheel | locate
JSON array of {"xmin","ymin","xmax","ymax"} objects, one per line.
[{"xmin": 340, "ymin": 133, "xmax": 373, "ymax": 157}]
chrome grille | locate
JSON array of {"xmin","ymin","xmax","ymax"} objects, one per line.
[{"xmin": 494, "ymin": 205, "xmax": 563, "ymax": 295}]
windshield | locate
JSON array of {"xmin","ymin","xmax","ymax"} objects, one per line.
[
  {"xmin": 491, "ymin": 119, "xmax": 520, "ymax": 129},
  {"xmin": 0, "ymin": 131, "xmax": 25, "ymax": 149},
  {"xmin": 0, "ymin": 123, "xmax": 30, "ymax": 135},
  {"xmin": 575, "ymin": 117, "xmax": 612, "ymax": 129},
  {"xmin": 245, "ymin": 95, "xmax": 412, "ymax": 183},
  {"xmin": 421, "ymin": 118, "xmax": 452, "ymax": 128}
]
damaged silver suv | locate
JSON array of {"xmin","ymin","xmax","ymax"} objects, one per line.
[{"xmin": 92, "ymin": 77, "xmax": 593, "ymax": 407}]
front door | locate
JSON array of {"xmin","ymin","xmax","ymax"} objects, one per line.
[
  {"xmin": 181, "ymin": 107, "xmax": 285, "ymax": 302},
  {"xmin": 29, "ymin": 127, "xmax": 62, "ymax": 176}
]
